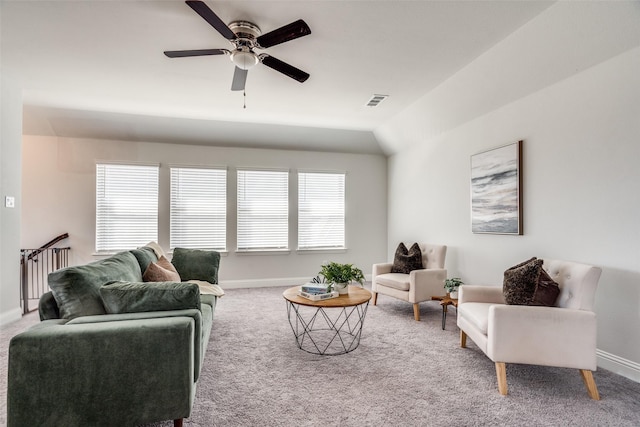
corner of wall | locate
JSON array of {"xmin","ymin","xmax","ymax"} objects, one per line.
[{"xmin": 1, "ymin": 73, "xmax": 24, "ymax": 322}]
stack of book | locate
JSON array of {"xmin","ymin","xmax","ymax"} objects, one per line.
[{"xmin": 298, "ymin": 282, "xmax": 339, "ymax": 301}]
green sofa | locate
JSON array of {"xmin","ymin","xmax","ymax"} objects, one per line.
[{"xmin": 7, "ymin": 246, "xmax": 221, "ymax": 427}]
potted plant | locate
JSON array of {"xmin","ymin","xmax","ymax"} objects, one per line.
[
  {"xmin": 319, "ymin": 262, "xmax": 365, "ymax": 295},
  {"xmin": 444, "ymin": 277, "xmax": 464, "ymax": 299}
]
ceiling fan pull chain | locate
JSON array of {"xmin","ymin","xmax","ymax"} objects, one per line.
[{"xmin": 243, "ymin": 90, "xmax": 247, "ymax": 109}]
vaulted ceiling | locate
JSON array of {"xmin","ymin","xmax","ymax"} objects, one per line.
[{"xmin": 2, "ymin": 1, "xmax": 553, "ymax": 154}]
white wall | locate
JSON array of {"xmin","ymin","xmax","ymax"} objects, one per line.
[
  {"xmin": 1, "ymin": 74, "xmax": 23, "ymax": 325},
  {"xmin": 376, "ymin": 3, "xmax": 640, "ymax": 381},
  {"xmin": 20, "ymin": 136, "xmax": 388, "ymax": 287}
]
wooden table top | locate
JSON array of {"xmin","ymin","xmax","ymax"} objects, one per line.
[
  {"xmin": 431, "ymin": 294, "xmax": 458, "ymax": 307},
  {"xmin": 283, "ymin": 285, "xmax": 372, "ymax": 307}
]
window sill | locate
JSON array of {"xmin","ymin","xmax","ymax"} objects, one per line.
[
  {"xmin": 94, "ymin": 250, "xmax": 230, "ymax": 257},
  {"xmin": 93, "ymin": 252, "xmax": 116, "ymax": 257},
  {"xmin": 235, "ymin": 249, "xmax": 291, "ymax": 256},
  {"xmin": 168, "ymin": 250, "xmax": 229, "ymax": 257},
  {"xmin": 296, "ymin": 248, "xmax": 347, "ymax": 255}
]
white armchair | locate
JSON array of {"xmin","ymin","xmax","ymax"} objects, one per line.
[
  {"xmin": 457, "ymin": 259, "xmax": 602, "ymax": 399},
  {"xmin": 372, "ymin": 243, "xmax": 447, "ymax": 321}
]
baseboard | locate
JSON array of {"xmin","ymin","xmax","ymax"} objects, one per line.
[
  {"xmin": 0, "ymin": 306, "xmax": 23, "ymax": 326},
  {"xmin": 220, "ymin": 274, "xmax": 373, "ymax": 290},
  {"xmin": 219, "ymin": 277, "xmax": 310, "ymax": 289},
  {"xmin": 597, "ymin": 349, "xmax": 640, "ymax": 383}
]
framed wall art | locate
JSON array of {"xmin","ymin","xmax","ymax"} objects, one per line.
[{"xmin": 471, "ymin": 140, "xmax": 522, "ymax": 235}]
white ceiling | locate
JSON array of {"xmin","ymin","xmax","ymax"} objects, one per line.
[{"xmin": 2, "ymin": 0, "xmax": 553, "ymax": 154}]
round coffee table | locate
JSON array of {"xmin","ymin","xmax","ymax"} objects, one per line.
[{"xmin": 283, "ymin": 285, "xmax": 371, "ymax": 355}]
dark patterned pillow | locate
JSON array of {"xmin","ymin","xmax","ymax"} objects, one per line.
[
  {"xmin": 391, "ymin": 242, "xmax": 423, "ymax": 274},
  {"xmin": 503, "ymin": 257, "xmax": 560, "ymax": 306},
  {"xmin": 531, "ymin": 268, "xmax": 560, "ymax": 306}
]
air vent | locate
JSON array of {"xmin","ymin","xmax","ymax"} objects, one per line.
[{"xmin": 366, "ymin": 94, "xmax": 388, "ymax": 107}]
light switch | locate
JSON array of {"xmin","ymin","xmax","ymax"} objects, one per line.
[{"xmin": 5, "ymin": 196, "xmax": 15, "ymax": 208}]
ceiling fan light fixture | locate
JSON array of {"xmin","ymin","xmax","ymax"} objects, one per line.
[{"xmin": 231, "ymin": 49, "xmax": 259, "ymax": 70}]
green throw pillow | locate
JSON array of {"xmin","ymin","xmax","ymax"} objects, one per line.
[
  {"xmin": 130, "ymin": 246, "xmax": 159, "ymax": 275},
  {"xmin": 100, "ymin": 281, "xmax": 201, "ymax": 314},
  {"xmin": 48, "ymin": 251, "xmax": 142, "ymax": 319},
  {"xmin": 171, "ymin": 248, "xmax": 220, "ymax": 284}
]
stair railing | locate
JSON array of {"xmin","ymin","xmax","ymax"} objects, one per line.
[{"xmin": 20, "ymin": 233, "xmax": 70, "ymax": 314}]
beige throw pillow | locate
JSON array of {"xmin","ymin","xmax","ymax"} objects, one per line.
[
  {"xmin": 143, "ymin": 256, "xmax": 181, "ymax": 282},
  {"xmin": 187, "ymin": 280, "xmax": 225, "ymax": 297}
]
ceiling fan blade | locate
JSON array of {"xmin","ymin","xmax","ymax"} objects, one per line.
[
  {"xmin": 164, "ymin": 48, "xmax": 228, "ymax": 58},
  {"xmin": 186, "ymin": 0, "xmax": 236, "ymax": 40},
  {"xmin": 231, "ymin": 67, "xmax": 248, "ymax": 91},
  {"xmin": 260, "ymin": 55, "xmax": 309, "ymax": 83},
  {"xmin": 256, "ymin": 19, "xmax": 311, "ymax": 48}
]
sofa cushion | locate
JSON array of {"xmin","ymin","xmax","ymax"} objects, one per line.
[
  {"xmin": 458, "ymin": 302, "xmax": 493, "ymax": 335},
  {"xmin": 100, "ymin": 281, "xmax": 201, "ymax": 314},
  {"xmin": 48, "ymin": 251, "xmax": 142, "ymax": 319},
  {"xmin": 171, "ymin": 248, "xmax": 220, "ymax": 283},
  {"xmin": 375, "ymin": 273, "xmax": 411, "ymax": 291},
  {"xmin": 503, "ymin": 257, "xmax": 560, "ymax": 306},
  {"xmin": 391, "ymin": 242, "xmax": 423, "ymax": 274},
  {"xmin": 38, "ymin": 292, "xmax": 60, "ymax": 321},
  {"xmin": 130, "ymin": 246, "xmax": 159, "ymax": 276},
  {"xmin": 143, "ymin": 256, "xmax": 181, "ymax": 282}
]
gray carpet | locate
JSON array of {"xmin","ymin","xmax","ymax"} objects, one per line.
[{"xmin": 3, "ymin": 285, "xmax": 640, "ymax": 426}]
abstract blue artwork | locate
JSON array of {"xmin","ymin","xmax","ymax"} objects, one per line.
[{"xmin": 471, "ymin": 141, "xmax": 522, "ymax": 234}]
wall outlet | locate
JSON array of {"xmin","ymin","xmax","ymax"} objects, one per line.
[{"xmin": 5, "ymin": 196, "xmax": 15, "ymax": 208}]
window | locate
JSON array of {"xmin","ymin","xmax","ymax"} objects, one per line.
[
  {"xmin": 237, "ymin": 169, "xmax": 289, "ymax": 251},
  {"xmin": 96, "ymin": 163, "xmax": 159, "ymax": 252},
  {"xmin": 298, "ymin": 172, "xmax": 345, "ymax": 249},
  {"xmin": 170, "ymin": 167, "xmax": 227, "ymax": 250}
]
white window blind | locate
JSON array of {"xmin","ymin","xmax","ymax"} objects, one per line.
[
  {"xmin": 237, "ymin": 169, "xmax": 289, "ymax": 250},
  {"xmin": 170, "ymin": 167, "xmax": 227, "ymax": 250},
  {"xmin": 298, "ymin": 172, "xmax": 345, "ymax": 249},
  {"xmin": 96, "ymin": 163, "xmax": 158, "ymax": 252}
]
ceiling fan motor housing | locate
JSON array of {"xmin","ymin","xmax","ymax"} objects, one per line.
[
  {"xmin": 229, "ymin": 20, "xmax": 261, "ymax": 39},
  {"xmin": 229, "ymin": 21, "xmax": 261, "ymax": 70}
]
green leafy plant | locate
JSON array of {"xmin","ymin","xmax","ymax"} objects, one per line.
[
  {"xmin": 444, "ymin": 277, "xmax": 464, "ymax": 293},
  {"xmin": 319, "ymin": 262, "xmax": 365, "ymax": 286}
]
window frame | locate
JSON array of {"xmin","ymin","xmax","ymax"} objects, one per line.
[
  {"xmin": 169, "ymin": 166, "xmax": 227, "ymax": 251},
  {"xmin": 95, "ymin": 162, "xmax": 159, "ymax": 253},
  {"xmin": 236, "ymin": 168, "xmax": 290, "ymax": 252},
  {"xmin": 297, "ymin": 170, "xmax": 346, "ymax": 251}
]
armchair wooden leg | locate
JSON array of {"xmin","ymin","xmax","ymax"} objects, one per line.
[
  {"xmin": 372, "ymin": 292, "xmax": 378, "ymax": 305},
  {"xmin": 580, "ymin": 369, "xmax": 601, "ymax": 400},
  {"xmin": 460, "ymin": 330, "xmax": 467, "ymax": 348},
  {"xmin": 174, "ymin": 418, "xmax": 184, "ymax": 427},
  {"xmin": 495, "ymin": 362, "xmax": 508, "ymax": 396},
  {"xmin": 413, "ymin": 303, "xmax": 420, "ymax": 321}
]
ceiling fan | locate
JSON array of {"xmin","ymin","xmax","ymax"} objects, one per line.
[{"xmin": 164, "ymin": 0, "xmax": 311, "ymax": 91}]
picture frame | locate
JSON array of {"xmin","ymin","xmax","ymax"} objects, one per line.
[{"xmin": 471, "ymin": 140, "xmax": 522, "ymax": 235}]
